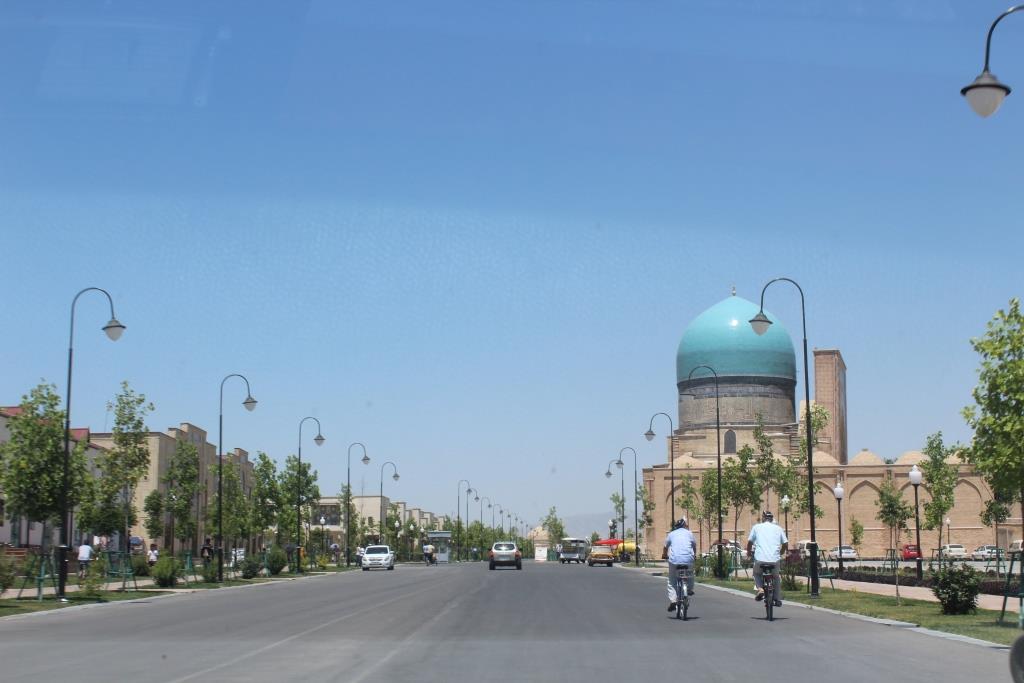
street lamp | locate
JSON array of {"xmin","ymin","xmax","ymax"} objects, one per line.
[
  {"xmin": 320, "ymin": 515, "xmax": 327, "ymax": 557},
  {"xmin": 946, "ymin": 516, "xmax": 952, "ymax": 547},
  {"xmin": 296, "ymin": 417, "xmax": 325, "ymax": 573},
  {"xmin": 466, "ymin": 488, "xmax": 478, "ymax": 559},
  {"xmin": 605, "ymin": 456, "xmax": 625, "ymax": 556},
  {"xmin": 456, "ymin": 480, "xmax": 471, "ymax": 561},
  {"xmin": 961, "ymin": 5, "xmax": 1024, "ymax": 117},
  {"xmin": 479, "ymin": 496, "xmax": 491, "ymax": 540},
  {"xmin": 379, "ymin": 462, "xmax": 400, "ymax": 545},
  {"xmin": 618, "ymin": 447, "xmax": 640, "ymax": 567},
  {"xmin": 751, "ymin": 277, "xmax": 820, "ymax": 596},
  {"xmin": 833, "ymin": 481, "xmax": 845, "ymax": 574},
  {"xmin": 645, "ymin": 412, "xmax": 677, "ymax": 532},
  {"xmin": 216, "ymin": 374, "xmax": 257, "ymax": 582},
  {"xmin": 59, "ymin": 287, "xmax": 125, "ymax": 600},
  {"xmin": 686, "ymin": 364, "xmax": 724, "ymax": 579},
  {"xmin": 781, "ymin": 495, "xmax": 791, "ymax": 538},
  {"xmin": 909, "ymin": 464, "xmax": 923, "ymax": 580},
  {"xmin": 345, "ymin": 443, "xmax": 371, "ymax": 566}
]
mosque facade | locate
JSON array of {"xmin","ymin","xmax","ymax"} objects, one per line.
[{"xmin": 642, "ymin": 293, "xmax": 1012, "ymax": 560}]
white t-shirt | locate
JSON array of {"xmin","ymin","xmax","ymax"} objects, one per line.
[
  {"xmin": 147, "ymin": 549, "xmax": 159, "ymax": 563},
  {"xmin": 78, "ymin": 544, "xmax": 94, "ymax": 562},
  {"xmin": 664, "ymin": 527, "xmax": 697, "ymax": 564},
  {"xmin": 748, "ymin": 522, "xmax": 788, "ymax": 563}
]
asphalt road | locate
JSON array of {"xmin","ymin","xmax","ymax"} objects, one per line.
[{"xmin": 0, "ymin": 562, "xmax": 1010, "ymax": 682}]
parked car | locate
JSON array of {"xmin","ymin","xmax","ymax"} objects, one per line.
[
  {"xmin": 901, "ymin": 544, "xmax": 921, "ymax": 560},
  {"xmin": 705, "ymin": 540, "xmax": 744, "ymax": 559},
  {"xmin": 1010, "ymin": 540, "xmax": 1023, "ymax": 555},
  {"xmin": 361, "ymin": 545, "xmax": 395, "ymax": 570},
  {"xmin": 587, "ymin": 545, "xmax": 615, "ymax": 567},
  {"xmin": 971, "ymin": 545, "xmax": 1004, "ymax": 561},
  {"xmin": 939, "ymin": 544, "xmax": 967, "ymax": 559},
  {"xmin": 827, "ymin": 545, "xmax": 857, "ymax": 561},
  {"xmin": 488, "ymin": 542, "xmax": 522, "ymax": 570},
  {"xmin": 796, "ymin": 540, "xmax": 817, "ymax": 559}
]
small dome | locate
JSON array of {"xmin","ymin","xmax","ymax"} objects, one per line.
[
  {"xmin": 812, "ymin": 450, "xmax": 839, "ymax": 466},
  {"xmin": 850, "ymin": 449, "xmax": 883, "ymax": 465},
  {"xmin": 677, "ymin": 295, "xmax": 797, "ymax": 383},
  {"xmin": 895, "ymin": 451, "xmax": 925, "ymax": 465}
]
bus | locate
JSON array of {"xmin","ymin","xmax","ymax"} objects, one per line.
[{"xmin": 557, "ymin": 538, "xmax": 590, "ymax": 564}]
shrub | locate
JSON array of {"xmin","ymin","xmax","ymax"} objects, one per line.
[
  {"xmin": 151, "ymin": 556, "xmax": 179, "ymax": 588},
  {"xmin": 240, "ymin": 557, "xmax": 261, "ymax": 580},
  {"xmin": 267, "ymin": 546, "xmax": 287, "ymax": 576},
  {"xmin": 79, "ymin": 557, "xmax": 107, "ymax": 599},
  {"xmin": 201, "ymin": 559, "xmax": 218, "ymax": 583},
  {"xmin": 131, "ymin": 554, "xmax": 150, "ymax": 577},
  {"xmin": 316, "ymin": 555, "xmax": 329, "ymax": 571},
  {"xmin": 782, "ymin": 555, "xmax": 802, "ymax": 592},
  {"xmin": 931, "ymin": 564, "xmax": 982, "ymax": 615},
  {"xmin": 0, "ymin": 553, "xmax": 18, "ymax": 592}
]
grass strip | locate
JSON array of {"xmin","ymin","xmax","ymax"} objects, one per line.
[{"xmin": 0, "ymin": 591, "xmax": 168, "ymax": 618}]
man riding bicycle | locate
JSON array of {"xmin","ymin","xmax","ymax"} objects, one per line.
[
  {"xmin": 746, "ymin": 511, "xmax": 788, "ymax": 607},
  {"xmin": 662, "ymin": 517, "xmax": 697, "ymax": 612}
]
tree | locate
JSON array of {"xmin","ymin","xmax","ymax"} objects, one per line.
[
  {"xmin": 164, "ymin": 439, "xmax": 200, "ymax": 553},
  {"xmin": 637, "ymin": 484, "xmax": 655, "ymax": 542},
  {"xmin": 849, "ymin": 517, "xmax": 864, "ymax": 555},
  {"xmin": 698, "ymin": 468, "xmax": 725, "ymax": 548},
  {"xmin": 336, "ymin": 483, "xmax": 359, "ymax": 556},
  {"xmin": 752, "ymin": 416, "xmax": 779, "ymax": 502},
  {"xmin": 143, "ymin": 489, "xmax": 164, "ymax": 543},
  {"xmin": 207, "ymin": 458, "xmax": 249, "ymax": 556},
  {"xmin": 962, "ymin": 298, "xmax": 1024, "ymax": 541},
  {"xmin": 876, "ymin": 474, "xmax": 913, "ymax": 603},
  {"xmin": 276, "ymin": 454, "xmax": 319, "ymax": 545},
  {"xmin": 921, "ymin": 432, "xmax": 959, "ymax": 550},
  {"xmin": 0, "ymin": 383, "xmax": 90, "ymax": 541},
  {"xmin": 589, "ymin": 531, "xmax": 600, "ymax": 543},
  {"xmin": 250, "ymin": 452, "xmax": 280, "ymax": 542},
  {"xmin": 798, "ymin": 403, "xmax": 830, "ymax": 460},
  {"xmin": 540, "ymin": 506, "xmax": 566, "ymax": 546},
  {"xmin": 609, "ymin": 492, "xmax": 626, "ymax": 531},
  {"xmin": 980, "ymin": 489, "xmax": 1013, "ymax": 548},
  {"xmin": 97, "ymin": 381, "xmax": 153, "ymax": 553},
  {"xmin": 721, "ymin": 445, "xmax": 760, "ymax": 542}
]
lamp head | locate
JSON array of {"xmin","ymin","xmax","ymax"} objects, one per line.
[
  {"xmin": 834, "ymin": 483, "xmax": 844, "ymax": 500},
  {"xmin": 242, "ymin": 395, "xmax": 257, "ymax": 412},
  {"xmin": 644, "ymin": 429, "xmax": 655, "ymax": 442},
  {"xmin": 313, "ymin": 433, "xmax": 325, "ymax": 447},
  {"xmin": 320, "ymin": 516, "xmax": 326, "ymax": 524},
  {"xmin": 781, "ymin": 494, "xmax": 790, "ymax": 509},
  {"xmin": 103, "ymin": 318, "xmax": 126, "ymax": 341},
  {"xmin": 605, "ymin": 470, "xmax": 612, "ymax": 479},
  {"xmin": 908, "ymin": 464, "xmax": 922, "ymax": 486},
  {"xmin": 749, "ymin": 310, "xmax": 772, "ymax": 336},
  {"xmin": 961, "ymin": 71, "xmax": 1011, "ymax": 118},
  {"xmin": 361, "ymin": 453, "xmax": 370, "ymax": 465},
  {"xmin": 474, "ymin": 494, "xmax": 479, "ymax": 502},
  {"xmin": 392, "ymin": 472, "xmax": 400, "ymax": 482},
  {"xmin": 615, "ymin": 459, "xmax": 624, "ymax": 469}
]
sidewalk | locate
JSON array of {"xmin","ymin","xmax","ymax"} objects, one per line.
[{"xmin": 1, "ymin": 576, "xmax": 157, "ymax": 600}]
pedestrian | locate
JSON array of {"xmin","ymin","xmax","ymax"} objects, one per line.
[
  {"xmin": 147, "ymin": 543, "xmax": 159, "ymax": 567},
  {"xmin": 77, "ymin": 539, "xmax": 94, "ymax": 580},
  {"xmin": 200, "ymin": 537, "xmax": 213, "ymax": 569}
]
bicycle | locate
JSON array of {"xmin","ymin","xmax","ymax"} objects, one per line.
[
  {"xmin": 760, "ymin": 563, "xmax": 777, "ymax": 621},
  {"xmin": 674, "ymin": 564, "xmax": 692, "ymax": 621}
]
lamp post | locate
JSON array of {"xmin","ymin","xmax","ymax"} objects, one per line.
[
  {"xmin": 946, "ymin": 517, "xmax": 952, "ymax": 547},
  {"xmin": 497, "ymin": 506, "xmax": 504, "ymax": 535},
  {"xmin": 909, "ymin": 464, "xmax": 923, "ymax": 580},
  {"xmin": 618, "ymin": 447, "xmax": 640, "ymax": 567},
  {"xmin": 467, "ymin": 488, "xmax": 478, "ymax": 559},
  {"xmin": 217, "ymin": 374, "xmax": 257, "ymax": 582},
  {"xmin": 605, "ymin": 456, "xmax": 625, "ymax": 557},
  {"xmin": 479, "ymin": 496, "xmax": 491, "ymax": 544},
  {"xmin": 345, "ymin": 443, "xmax": 370, "ymax": 567},
  {"xmin": 961, "ymin": 5, "xmax": 1024, "ymax": 117},
  {"xmin": 751, "ymin": 277, "xmax": 820, "ymax": 596},
  {"xmin": 645, "ymin": 412, "xmax": 677, "ymax": 534},
  {"xmin": 320, "ymin": 515, "xmax": 327, "ymax": 558},
  {"xmin": 59, "ymin": 287, "xmax": 125, "ymax": 600},
  {"xmin": 296, "ymin": 417, "xmax": 325, "ymax": 573},
  {"xmin": 379, "ymin": 462, "xmax": 400, "ymax": 545},
  {"xmin": 686, "ymin": 364, "xmax": 723, "ymax": 579},
  {"xmin": 833, "ymin": 481, "xmax": 845, "ymax": 574},
  {"xmin": 781, "ymin": 495, "xmax": 791, "ymax": 538},
  {"xmin": 456, "ymin": 480, "xmax": 471, "ymax": 562}
]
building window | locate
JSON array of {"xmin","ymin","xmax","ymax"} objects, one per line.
[{"xmin": 724, "ymin": 430, "xmax": 737, "ymax": 454}]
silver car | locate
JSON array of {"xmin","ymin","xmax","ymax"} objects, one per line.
[
  {"xmin": 361, "ymin": 545, "xmax": 395, "ymax": 570},
  {"xmin": 489, "ymin": 542, "xmax": 522, "ymax": 570}
]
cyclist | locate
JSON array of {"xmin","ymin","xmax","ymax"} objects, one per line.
[
  {"xmin": 662, "ymin": 517, "xmax": 697, "ymax": 612},
  {"xmin": 746, "ymin": 511, "xmax": 788, "ymax": 607}
]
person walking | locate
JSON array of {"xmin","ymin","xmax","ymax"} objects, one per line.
[
  {"xmin": 147, "ymin": 543, "xmax": 159, "ymax": 568},
  {"xmin": 77, "ymin": 539, "xmax": 94, "ymax": 580},
  {"xmin": 200, "ymin": 538, "xmax": 214, "ymax": 569}
]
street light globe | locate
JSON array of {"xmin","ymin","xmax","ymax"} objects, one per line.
[
  {"xmin": 615, "ymin": 459, "xmax": 624, "ymax": 469},
  {"xmin": 395, "ymin": 520, "xmax": 400, "ymax": 528},
  {"xmin": 242, "ymin": 395, "xmax": 257, "ymax": 411},
  {"xmin": 961, "ymin": 71, "xmax": 1011, "ymax": 117},
  {"xmin": 945, "ymin": 517, "xmax": 951, "ymax": 527},
  {"xmin": 102, "ymin": 318, "xmax": 126, "ymax": 341},
  {"xmin": 748, "ymin": 310, "xmax": 772, "ymax": 336},
  {"xmin": 605, "ymin": 470, "xmax": 612, "ymax": 479},
  {"xmin": 781, "ymin": 494, "xmax": 790, "ymax": 509},
  {"xmin": 361, "ymin": 453, "xmax": 370, "ymax": 465},
  {"xmin": 908, "ymin": 464, "xmax": 922, "ymax": 486},
  {"xmin": 392, "ymin": 472, "xmax": 400, "ymax": 482},
  {"xmin": 644, "ymin": 429, "xmax": 655, "ymax": 442},
  {"xmin": 834, "ymin": 483, "xmax": 844, "ymax": 501},
  {"xmin": 320, "ymin": 516, "xmax": 326, "ymax": 525},
  {"xmin": 314, "ymin": 434, "xmax": 325, "ymax": 447}
]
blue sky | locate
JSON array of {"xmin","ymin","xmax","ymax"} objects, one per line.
[{"xmin": 1, "ymin": 1, "xmax": 1021, "ymax": 533}]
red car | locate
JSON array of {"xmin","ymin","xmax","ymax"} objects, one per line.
[{"xmin": 901, "ymin": 544, "xmax": 921, "ymax": 560}]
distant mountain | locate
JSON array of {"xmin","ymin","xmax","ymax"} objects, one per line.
[{"xmin": 562, "ymin": 512, "xmax": 630, "ymax": 540}]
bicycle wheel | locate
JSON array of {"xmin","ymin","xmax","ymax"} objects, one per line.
[
  {"xmin": 765, "ymin": 579, "xmax": 774, "ymax": 621},
  {"xmin": 682, "ymin": 596, "xmax": 689, "ymax": 621}
]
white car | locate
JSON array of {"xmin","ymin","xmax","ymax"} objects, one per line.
[
  {"xmin": 940, "ymin": 544, "xmax": 967, "ymax": 559},
  {"xmin": 827, "ymin": 545, "xmax": 857, "ymax": 561},
  {"xmin": 361, "ymin": 545, "xmax": 395, "ymax": 570}
]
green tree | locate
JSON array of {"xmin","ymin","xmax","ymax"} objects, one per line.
[
  {"xmin": 540, "ymin": 506, "xmax": 566, "ymax": 546},
  {"xmin": 143, "ymin": 489, "xmax": 164, "ymax": 543},
  {"xmin": 589, "ymin": 531, "xmax": 600, "ymax": 543},
  {"xmin": 164, "ymin": 439, "xmax": 200, "ymax": 553},
  {"xmin": 876, "ymin": 473, "xmax": 913, "ymax": 603},
  {"xmin": 849, "ymin": 517, "xmax": 864, "ymax": 555},
  {"xmin": 276, "ymin": 454, "xmax": 319, "ymax": 545},
  {"xmin": 962, "ymin": 298, "xmax": 1024, "ymax": 541},
  {"xmin": 752, "ymin": 416, "xmax": 779, "ymax": 502},
  {"xmin": 921, "ymin": 431, "xmax": 959, "ymax": 549},
  {"xmin": 207, "ymin": 458, "xmax": 250, "ymax": 556},
  {"xmin": 980, "ymin": 488, "xmax": 1013, "ymax": 548},
  {"xmin": 609, "ymin": 492, "xmax": 626, "ymax": 533},
  {"xmin": 0, "ymin": 383, "xmax": 90, "ymax": 540},
  {"xmin": 250, "ymin": 452, "xmax": 280, "ymax": 541},
  {"xmin": 722, "ymin": 445, "xmax": 760, "ymax": 543},
  {"xmin": 97, "ymin": 381, "xmax": 153, "ymax": 553},
  {"xmin": 336, "ymin": 483, "xmax": 359, "ymax": 556},
  {"xmin": 637, "ymin": 483, "xmax": 655, "ymax": 542},
  {"xmin": 798, "ymin": 403, "xmax": 830, "ymax": 460}
]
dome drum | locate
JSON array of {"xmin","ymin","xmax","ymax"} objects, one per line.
[{"xmin": 679, "ymin": 376, "xmax": 795, "ymax": 428}]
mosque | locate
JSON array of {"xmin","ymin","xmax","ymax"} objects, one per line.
[{"xmin": 641, "ymin": 292, "xmax": 1007, "ymax": 559}]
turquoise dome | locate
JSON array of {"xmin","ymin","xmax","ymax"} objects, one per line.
[{"xmin": 676, "ymin": 295, "xmax": 797, "ymax": 383}]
